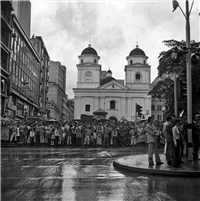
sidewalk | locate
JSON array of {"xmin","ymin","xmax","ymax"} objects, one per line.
[{"xmin": 113, "ymin": 154, "xmax": 200, "ymax": 177}]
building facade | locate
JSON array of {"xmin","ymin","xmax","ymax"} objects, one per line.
[
  {"xmin": 30, "ymin": 35, "xmax": 50, "ymax": 118},
  {"xmin": 1, "ymin": 0, "xmax": 14, "ymax": 116},
  {"xmin": 47, "ymin": 61, "xmax": 67, "ymax": 121},
  {"xmin": 6, "ymin": 14, "xmax": 41, "ymax": 119},
  {"xmin": 12, "ymin": 0, "xmax": 31, "ymax": 37},
  {"xmin": 73, "ymin": 44, "xmax": 152, "ymax": 121}
]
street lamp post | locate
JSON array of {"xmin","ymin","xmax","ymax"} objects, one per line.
[
  {"xmin": 185, "ymin": 0, "xmax": 193, "ymax": 161},
  {"xmin": 172, "ymin": 0, "xmax": 193, "ymax": 160}
]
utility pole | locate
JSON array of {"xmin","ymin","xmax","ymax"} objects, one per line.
[
  {"xmin": 174, "ymin": 76, "xmax": 178, "ymax": 117},
  {"xmin": 185, "ymin": 0, "xmax": 193, "ymax": 160}
]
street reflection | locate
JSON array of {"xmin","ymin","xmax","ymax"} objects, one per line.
[{"xmin": 1, "ymin": 147, "xmax": 200, "ymax": 201}]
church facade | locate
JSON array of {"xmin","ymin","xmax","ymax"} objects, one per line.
[{"xmin": 73, "ymin": 44, "xmax": 152, "ymax": 121}]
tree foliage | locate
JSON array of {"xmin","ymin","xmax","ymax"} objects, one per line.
[{"xmin": 149, "ymin": 39, "xmax": 200, "ymax": 117}]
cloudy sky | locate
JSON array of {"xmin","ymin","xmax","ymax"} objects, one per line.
[{"xmin": 31, "ymin": 0, "xmax": 199, "ymax": 98}]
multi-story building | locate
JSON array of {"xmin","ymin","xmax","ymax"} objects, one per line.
[
  {"xmin": 12, "ymin": 0, "xmax": 31, "ymax": 37},
  {"xmin": 47, "ymin": 60, "xmax": 67, "ymax": 121},
  {"xmin": 30, "ymin": 35, "xmax": 50, "ymax": 119},
  {"xmin": 73, "ymin": 44, "xmax": 152, "ymax": 121},
  {"xmin": 6, "ymin": 14, "xmax": 41, "ymax": 119},
  {"xmin": 1, "ymin": 0, "xmax": 14, "ymax": 116}
]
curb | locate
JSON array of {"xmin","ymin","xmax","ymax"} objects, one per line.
[{"xmin": 113, "ymin": 155, "xmax": 200, "ymax": 177}]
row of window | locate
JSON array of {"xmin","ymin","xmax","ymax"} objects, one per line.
[
  {"xmin": 151, "ymin": 105, "xmax": 163, "ymax": 111},
  {"xmin": 10, "ymin": 26, "xmax": 40, "ymax": 103},
  {"xmin": 85, "ymin": 100, "xmax": 116, "ymax": 112}
]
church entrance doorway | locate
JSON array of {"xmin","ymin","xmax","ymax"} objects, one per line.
[{"xmin": 109, "ymin": 116, "xmax": 117, "ymax": 121}]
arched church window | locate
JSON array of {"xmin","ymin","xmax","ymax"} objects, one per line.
[
  {"xmin": 136, "ymin": 73, "xmax": 141, "ymax": 82},
  {"xmin": 94, "ymin": 59, "xmax": 97, "ymax": 63},
  {"xmin": 143, "ymin": 60, "xmax": 146, "ymax": 64},
  {"xmin": 130, "ymin": 60, "xmax": 133, "ymax": 64},
  {"xmin": 85, "ymin": 104, "xmax": 90, "ymax": 112},
  {"xmin": 110, "ymin": 100, "xmax": 115, "ymax": 109},
  {"xmin": 81, "ymin": 59, "xmax": 83, "ymax": 63}
]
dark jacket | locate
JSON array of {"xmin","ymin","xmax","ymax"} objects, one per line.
[{"xmin": 166, "ymin": 122, "xmax": 173, "ymax": 143}]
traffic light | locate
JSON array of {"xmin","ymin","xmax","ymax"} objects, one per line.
[
  {"xmin": 136, "ymin": 104, "xmax": 143, "ymax": 117},
  {"xmin": 191, "ymin": 53, "xmax": 200, "ymax": 66},
  {"xmin": 170, "ymin": 46, "xmax": 186, "ymax": 64},
  {"xmin": 177, "ymin": 78, "xmax": 187, "ymax": 100}
]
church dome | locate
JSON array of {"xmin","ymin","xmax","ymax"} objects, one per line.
[
  {"xmin": 129, "ymin": 45, "xmax": 146, "ymax": 56},
  {"xmin": 81, "ymin": 44, "xmax": 98, "ymax": 56}
]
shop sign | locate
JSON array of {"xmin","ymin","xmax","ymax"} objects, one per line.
[
  {"xmin": 7, "ymin": 102, "xmax": 17, "ymax": 111},
  {"xmin": 17, "ymin": 99, "xmax": 23, "ymax": 105}
]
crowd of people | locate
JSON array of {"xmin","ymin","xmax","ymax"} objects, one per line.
[
  {"xmin": 1, "ymin": 115, "xmax": 200, "ymax": 164},
  {"xmin": 144, "ymin": 115, "xmax": 200, "ymax": 167},
  {"xmin": 1, "ymin": 117, "xmax": 163, "ymax": 148}
]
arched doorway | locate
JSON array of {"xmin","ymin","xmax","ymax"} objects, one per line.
[{"xmin": 109, "ymin": 116, "xmax": 117, "ymax": 121}]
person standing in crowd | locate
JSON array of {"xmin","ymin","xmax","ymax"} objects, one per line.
[
  {"xmin": 10, "ymin": 123, "xmax": 17, "ymax": 143},
  {"xmin": 103, "ymin": 125, "xmax": 109, "ymax": 148},
  {"xmin": 84, "ymin": 125, "xmax": 91, "ymax": 148},
  {"xmin": 179, "ymin": 119, "xmax": 186, "ymax": 161},
  {"xmin": 108, "ymin": 125, "xmax": 112, "ymax": 146},
  {"xmin": 76, "ymin": 126, "xmax": 82, "ymax": 146},
  {"xmin": 93, "ymin": 129, "xmax": 97, "ymax": 147},
  {"xmin": 145, "ymin": 116, "xmax": 163, "ymax": 166},
  {"xmin": 51, "ymin": 128, "xmax": 55, "ymax": 146},
  {"xmin": 61, "ymin": 124, "xmax": 66, "ymax": 145},
  {"xmin": 163, "ymin": 117, "xmax": 171, "ymax": 155},
  {"xmin": 71, "ymin": 125, "xmax": 76, "ymax": 146},
  {"xmin": 23, "ymin": 123, "xmax": 28, "ymax": 144},
  {"xmin": 192, "ymin": 118, "xmax": 200, "ymax": 160},
  {"xmin": 35, "ymin": 123, "xmax": 40, "ymax": 144},
  {"xmin": 54, "ymin": 126, "xmax": 60, "ymax": 147},
  {"xmin": 19, "ymin": 123, "xmax": 25, "ymax": 144},
  {"xmin": 96, "ymin": 125, "xmax": 102, "ymax": 146},
  {"xmin": 165, "ymin": 117, "xmax": 175, "ymax": 165},
  {"xmin": 112, "ymin": 128, "xmax": 118, "ymax": 147},
  {"xmin": 172, "ymin": 119, "xmax": 182, "ymax": 168},
  {"xmin": 45, "ymin": 124, "xmax": 51, "ymax": 145},
  {"xmin": 129, "ymin": 126, "xmax": 136, "ymax": 148},
  {"xmin": 30, "ymin": 127, "xmax": 35, "ymax": 146},
  {"xmin": 40, "ymin": 124, "xmax": 45, "ymax": 144},
  {"xmin": 16, "ymin": 124, "xmax": 20, "ymax": 144}
]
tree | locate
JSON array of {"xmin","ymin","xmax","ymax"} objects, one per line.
[{"xmin": 149, "ymin": 39, "xmax": 200, "ymax": 117}]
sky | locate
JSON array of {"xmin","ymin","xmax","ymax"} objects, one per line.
[{"xmin": 30, "ymin": 0, "xmax": 200, "ymax": 99}]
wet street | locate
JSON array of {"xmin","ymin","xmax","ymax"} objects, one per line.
[{"xmin": 1, "ymin": 146, "xmax": 200, "ymax": 201}]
